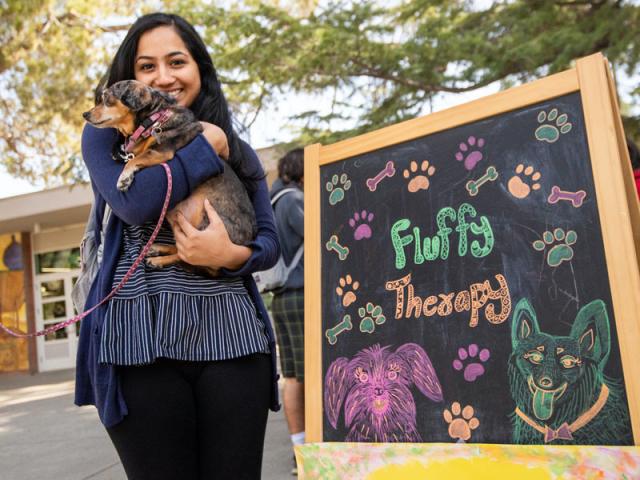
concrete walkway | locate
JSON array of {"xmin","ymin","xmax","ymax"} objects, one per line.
[{"xmin": 0, "ymin": 369, "xmax": 293, "ymax": 480}]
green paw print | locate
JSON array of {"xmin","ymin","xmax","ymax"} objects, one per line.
[
  {"xmin": 532, "ymin": 228, "xmax": 578, "ymax": 267},
  {"xmin": 358, "ymin": 302, "xmax": 386, "ymax": 334},
  {"xmin": 326, "ymin": 173, "xmax": 351, "ymax": 205},
  {"xmin": 535, "ymin": 108, "xmax": 572, "ymax": 143}
]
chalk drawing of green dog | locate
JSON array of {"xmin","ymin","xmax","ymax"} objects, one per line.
[{"xmin": 508, "ymin": 298, "xmax": 632, "ymax": 445}]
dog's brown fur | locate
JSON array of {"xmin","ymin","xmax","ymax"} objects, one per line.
[{"xmin": 83, "ymin": 79, "xmax": 257, "ymax": 276}]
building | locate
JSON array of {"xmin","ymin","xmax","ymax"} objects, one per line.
[{"xmin": 0, "ymin": 145, "xmax": 285, "ymax": 374}]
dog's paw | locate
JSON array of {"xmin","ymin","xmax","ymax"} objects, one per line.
[
  {"xmin": 117, "ymin": 172, "xmax": 134, "ymax": 191},
  {"xmin": 146, "ymin": 245, "xmax": 162, "ymax": 257},
  {"xmin": 145, "ymin": 257, "xmax": 165, "ymax": 269}
]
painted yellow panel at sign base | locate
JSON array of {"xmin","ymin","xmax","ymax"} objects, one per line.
[
  {"xmin": 367, "ymin": 458, "xmax": 551, "ymax": 480},
  {"xmin": 296, "ymin": 443, "xmax": 640, "ymax": 480}
]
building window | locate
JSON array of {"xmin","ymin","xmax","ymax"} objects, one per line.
[{"xmin": 35, "ymin": 247, "xmax": 80, "ymax": 274}]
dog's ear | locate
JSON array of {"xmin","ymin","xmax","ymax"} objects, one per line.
[
  {"xmin": 121, "ymin": 83, "xmax": 154, "ymax": 112},
  {"xmin": 570, "ymin": 299, "xmax": 611, "ymax": 368},
  {"xmin": 324, "ymin": 357, "xmax": 351, "ymax": 430},
  {"xmin": 511, "ymin": 298, "xmax": 540, "ymax": 349},
  {"xmin": 395, "ymin": 343, "xmax": 443, "ymax": 402}
]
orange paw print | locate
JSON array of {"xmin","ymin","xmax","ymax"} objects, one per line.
[
  {"xmin": 336, "ymin": 275, "xmax": 359, "ymax": 307},
  {"xmin": 403, "ymin": 160, "xmax": 436, "ymax": 193},
  {"xmin": 443, "ymin": 402, "xmax": 480, "ymax": 442}
]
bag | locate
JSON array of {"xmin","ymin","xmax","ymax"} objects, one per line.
[
  {"xmin": 71, "ymin": 202, "xmax": 111, "ymax": 313},
  {"xmin": 253, "ymin": 188, "xmax": 303, "ymax": 293}
]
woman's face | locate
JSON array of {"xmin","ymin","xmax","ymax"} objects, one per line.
[{"xmin": 134, "ymin": 26, "xmax": 201, "ymax": 108}]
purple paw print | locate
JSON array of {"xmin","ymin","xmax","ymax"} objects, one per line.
[
  {"xmin": 455, "ymin": 136, "xmax": 485, "ymax": 170},
  {"xmin": 453, "ymin": 344, "xmax": 490, "ymax": 382},
  {"xmin": 349, "ymin": 210, "xmax": 374, "ymax": 240}
]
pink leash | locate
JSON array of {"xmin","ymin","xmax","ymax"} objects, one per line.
[{"xmin": 0, "ymin": 163, "xmax": 173, "ymax": 338}]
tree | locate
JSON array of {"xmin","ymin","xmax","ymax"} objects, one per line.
[
  {"xmin": 1, "ymin": 0, "xmax": 639, "ymax": 186},
  {"xmin": 198, "ymin": 0, "xmax": 640, "ymax": 144},
  {"xmin": 0, "ymin": 0, "xmax": 137, "ymax": 184}
]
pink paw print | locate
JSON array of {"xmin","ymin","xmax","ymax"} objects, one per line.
[
  {"xmin": 349, "ymin": 210, "xmax": 374, "ymax": 240},
  {"xmin": 453, "ymin": 344, "xmax": 490, "ymax": 382},
  {"xmin": 455, "ymin": 136, "xmax": 485, "ymax": 170}
]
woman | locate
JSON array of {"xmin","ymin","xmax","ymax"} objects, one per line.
[{"xmin": 75, "ymin": 13, "xmax": 280, "ymax": 479}]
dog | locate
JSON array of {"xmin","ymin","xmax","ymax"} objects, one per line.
[
  {"xmin": 508, "ymin": 298, "xmax": 632, "ymax": 445},
  {"xmin": 83, "ymin": 80, "xmax": 257, "ymax": 275},
  {"xmin": 324, "ymin": 343, "xmax": 443, "ymax": 442}
]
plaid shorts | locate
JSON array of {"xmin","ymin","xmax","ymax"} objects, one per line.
[{"xmin": 271, "ymin": 288, "xmax": 304, "ymax": 381}]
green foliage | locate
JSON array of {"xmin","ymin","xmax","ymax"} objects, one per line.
[{"xmin": 1, "ymin": 0, "xmax": 639, "ymax": 186}]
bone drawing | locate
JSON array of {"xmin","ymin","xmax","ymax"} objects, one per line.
[
  {"xmin": 547, "ymin": 185, "xmax": 587, "ymax": 208},
  {"xmin": 366, "ymin": 161, "xmax": 396, "ymax": 192},
  {"xmin": 326, "ymin": 235, "xmax": 349, "ymax": 260},
  {"xmin": 326, "ymin": 314, "xmax": 353, "ymax": 345},
  {"xmin": 466, "ymin": 166, "xmax": 498, "ymax": 196}
]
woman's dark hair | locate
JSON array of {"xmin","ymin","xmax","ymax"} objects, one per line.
[
  {"xmin": 277, "ymin": 148, "xmax": 304, "ymax": 184},
  {"xmin": 96, "ymin": 12, "xmax": 263, "ymax": 193}
]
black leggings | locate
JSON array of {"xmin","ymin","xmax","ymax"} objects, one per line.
[{"xmin": 106, "ymin": 354, "xmax": 271, "ymax": 480}]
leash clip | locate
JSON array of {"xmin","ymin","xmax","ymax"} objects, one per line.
[{"xmin": 152, "ymin": 126, "xmax": 163, "ymax": 143}]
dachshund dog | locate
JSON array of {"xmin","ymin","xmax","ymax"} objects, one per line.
[
  {"xmin": 324, "ymin": 343, "xmax": 443, "ymax": 442},
  {"xmin": 83, "ymin": 80, "xmax": 256, "ymax": 275}
]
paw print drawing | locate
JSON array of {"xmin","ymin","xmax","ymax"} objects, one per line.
[
  {"xmin": 326, "ymin": 173, "xmax": 351, "ymax": 205},
  {"xmin": 443, "ymin": 402, "xmax": 480, "ymax": 442},
  {"xmin": 453, "ymin": 344, "xmax": 490, "ymax": 382},
  {"xmin": 336, "ymin": 275, "xmax": 359, "ymax": 307},
  {"xmin": 403, "ymin": 160, "xmax": 436, "ymax": 193},
  {"xmin": 455, "ymin": 136, "xmax": 485, "ymax": 170},
  {"xmin": 532, "ymin": 228, "xmax": 578, "ymax": 267},
  {"xmin": 349, "ymin": 210, "xmax": 374, "ymax": 240},
  {"xmin": 507, "ymin": 164, "xmax": 541, "ymax": 199},
  {"xmin": 535, "ymin": 108, "xmax": 572, "ymax": 143},
  {"xmin": 358, "ymin": 302, "xmax": 386, "ymax": 334}
]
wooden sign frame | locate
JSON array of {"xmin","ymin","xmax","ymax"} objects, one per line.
[{"xmin": 304, "ymin": 53, "xmax": 640, "ymax": 444}]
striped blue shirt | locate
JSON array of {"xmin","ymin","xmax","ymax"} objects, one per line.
[{"xmin": 99, "ymin": 221, "xmax": 270, "ymax": 365}]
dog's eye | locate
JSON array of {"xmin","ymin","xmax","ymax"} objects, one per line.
[
  {"xmin": 559, "ymin": 355, "xmax": 580, "ymax": 369},
  {"xmin": 524, "ymin": 351, "xmax": 543, "ymax": 364},
  {"xmin": 354, "ymin": 367, "xmax": 369, "ymax": 383},
  {"xmin": 387, "ymin": 371, "xmax": 398, "ymax": 381},
  {"xmin": 101, "ymin": 92, "xmax": 113, "ymax": 106}
]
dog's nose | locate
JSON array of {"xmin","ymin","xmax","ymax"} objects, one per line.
[
  {"xmin": 539, "ymin": 376, "xmax": 553, "ymax": 388},
  {"xmin": 374, "ymin": 387, "xmax": 384, "ymax": 396},
  {"xmin": 82, "ymin": 111, "xmax": 90, "ymax": 120}
]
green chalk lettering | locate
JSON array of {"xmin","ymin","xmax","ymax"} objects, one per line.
[{"xmin": 391, "ymin": 219, "xmax": 413, "ymax": 269}]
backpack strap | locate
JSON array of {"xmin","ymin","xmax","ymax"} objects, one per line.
[
  {"xmin": 284, "ymin": 245, "xmax": 304, "ymax": 273},
  {"xmin": 271, "ymin": 187, "xmax": 303, "ymax": 279},
  {"xmin": 96, "ymin": 202, "xmax": 112, "ymax": 265},
  {"xmin": 270, "ymin": 187, "xmax": 299, "ymax": 206}
]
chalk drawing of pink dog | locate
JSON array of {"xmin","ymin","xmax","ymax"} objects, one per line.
[{"xmin": 325, "ymin": 343, "xmax": 443, "ymax": 442}]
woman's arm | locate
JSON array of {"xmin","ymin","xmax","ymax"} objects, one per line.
[
  {"xmin": 172, "ymin": 140, "xmax": 280, "ymax": 276},
  {"xmin": 81, "ymin": 124, "xmax": 225, "ymax": 225}
]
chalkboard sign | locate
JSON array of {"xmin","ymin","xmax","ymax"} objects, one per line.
[{"xmin": 304, "ymin": 53, "xmax": 640, "ymax": 446}]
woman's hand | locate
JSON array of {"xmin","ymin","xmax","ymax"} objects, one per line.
[
  {"xmin": 199, "ymin": 122, "xmax": 229, "ymax": 160},
  {"xmin": 173, "ymin": 199, "xmax": 251, "ymax": 270}
]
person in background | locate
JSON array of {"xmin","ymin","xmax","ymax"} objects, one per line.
[
  {"xmin": 627, "ymin": 137, "xmax": 640, "ymax": 199},
  {"xmin": 269, "ymin": 148, "xmax": 305, "ymax": 475}
]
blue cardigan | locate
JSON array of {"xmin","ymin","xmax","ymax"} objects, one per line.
[{"xmin": 75, "ymin": 124, "xmax": 281, "ymax": 427}]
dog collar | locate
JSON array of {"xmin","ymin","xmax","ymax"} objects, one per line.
[
  {"xmin": 514, "ymin": 383, "xmax": 609, "ymax": 443},
  {"xmin": 124, "ymin": 109, "xmax": 174, "ymax": 154}
]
